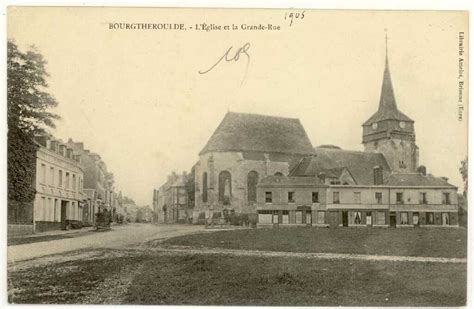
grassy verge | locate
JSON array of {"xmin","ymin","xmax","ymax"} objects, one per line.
[
  {"xmin": 8, "ymin": 250, "xmax": 466, "ymax": 306},
  {"xmin": 158, "ymin": 227, "xmax": 467, "ymax": 258}
]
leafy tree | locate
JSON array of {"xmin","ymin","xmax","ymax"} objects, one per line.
[
  {"xmin": 8, "ymin": 40, "xmax": 59, "ymax": 209},
  {"xmin": 460, "ymin": 157, "xmax": 468, "ymax": 197},
  {"xmin": 8, "ymin": 40, "xmax": 59, "ymax": 134}
]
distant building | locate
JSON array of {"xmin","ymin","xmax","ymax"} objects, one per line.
[
  {"xmin": 68, "ymin": 139, "xmax": 116, "ymax": 225},
  {"xmin": 136, "ymin": 205, "xmax": 154, "ymax": 223},
  {"xmin": 153, "ymin": 171, "xmax": 193, "ymax": 223},
  {"xmin": 255, "ymin": 44, "xmax": 459, "ymax": 228},
  {"xmin": 33, "ymin": 137, "xmax": 87, "ymax": 232},
  {"xmin": 193, "ymin": 112, "xmax": 314, "ymax": 222}
]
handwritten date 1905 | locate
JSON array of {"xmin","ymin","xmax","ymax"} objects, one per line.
[{"xmin": 285, "ymin": 11, "xmax": 305, "ymax": 26}]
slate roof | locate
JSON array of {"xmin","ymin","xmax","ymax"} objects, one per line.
[
  {"xmin": 384, "ymin": 173, "xmax": 456, "ymax": 187},
  {"xmin": 259, "ymin": 175, "xmax": 327, "ymax": 186},
  {"xmin": 200, "ymin": 112, "xmax": 314, "ymax": 155},
  {"xmin": 290, "ymin": 147, "xmax": 392, "ymax": 185},
  {"xmin": 363, "ymin": 56, "xmax": 413, "ymax": 125}
]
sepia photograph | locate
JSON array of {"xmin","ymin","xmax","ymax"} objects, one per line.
[{"xmin": 5, "ymin": 6, "xmax": 469, "ymax": 306}]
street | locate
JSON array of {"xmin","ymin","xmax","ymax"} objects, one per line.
[{"xmin": 8, "ymin": 224, "xmax": 207, "ymax": 265}]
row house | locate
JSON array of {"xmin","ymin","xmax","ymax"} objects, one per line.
[
  {"xmin": 255, "ymin": 42, "xmax": 459, "ymax": 228},
  {"xmin": 257, "ymin": 168, "xmax": 458, "ymax": 228},
  {"xmin": 33, "ymin": 136, "xmax": 87, "ymax": 232},
  {"xmin": 68, "ymin": 139, "xmax": 117, "ymax": 225},
  {"xmin": 153, "ymin": 171, "xmax": 192, "ymax": 223}
]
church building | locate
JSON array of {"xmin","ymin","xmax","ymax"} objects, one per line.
[{"xmin": 193, "ymin": 112, "xmax": 314, "ymax": 222}]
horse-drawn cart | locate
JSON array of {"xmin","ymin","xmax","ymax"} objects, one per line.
[{"xmin": 94, "ymin": 210, "xmax": 112, "ymax": 231}]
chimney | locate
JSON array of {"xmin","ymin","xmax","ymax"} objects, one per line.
[
  {"xmin": 318, "ymin": 172, "xmax": 326, "ymax": 184},
  {"xmin": 373, "ymin": 166, "xmax": 383, "ymax": 185},
  {"xmin": 417, "ymin": 165, "xmax": 427, "ymax": 176}
]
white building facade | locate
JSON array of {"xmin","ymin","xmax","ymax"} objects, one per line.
[{"xmin": 33, "ymin": 138, "xmax": 87, "ymax": 232}]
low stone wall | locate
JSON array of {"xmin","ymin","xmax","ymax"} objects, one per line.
[
  {"xmin": 8, "ymin": 224, "xmax": 34, "ymax": 237},
  {"xmin": 35, "ymin": 221, "xmax": 62, "ymax": 232}
]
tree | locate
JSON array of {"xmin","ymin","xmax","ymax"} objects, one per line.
[
  {"xmin": 460, "ymin": 157, "xmax": 468, "ymax": 197},
  {"xmin": 459, "ymin": 157, "xmax": 468, "ymax": 227},
  {"xmin": 8, "ymin": 40, "xmax": 59, "ymax": 207},
  {"xmin": 8, "ymin": 40, "xmax": 60, "ymax": 135}
]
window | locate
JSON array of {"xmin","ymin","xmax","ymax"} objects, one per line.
[
  {"xmin": 202, "ymin": 172, "xmax": 208, "ymax": 203},
  {"xmin": 333, "ymin": 192, "xmax": 340, "ymax": 204},
  {"xmin": 400, "ymin": 212, "xmax": 409, "ymax": 225},
  {"xmin": 375, "ymin": 192, "xmax": 382, "ymax": 204},
  {"xmin": 258, "ymin": 210, "xmax": 273, "ymax": 224},
  {"xmin": 49, "ymin": 167, "xmax": 54, "ymax": 185},
  {"xmin": 419, "ymin": 192, "xmax": 428, "ymax": 204},
  {"xmin": 396, "ymin": 192, "xmax": 404, "ymax": 204},
  {"xmin": 47, "ymin": 198, "xmax": 53, "ymax": 221},
  {"xmin": 54, "ymin": 199, "xmax": 58, "ymax": 222},
  {"xmin": 427, "ymin": 212, "xmax": 435, "ymax": 225},
  {"xmin": 413, "ymin": 213, "xmax": 419, "ymax": 225},
  {"xmin": 366, "ymin": 212, "xmax": 372, "ymax": 225},
  {"xmin": 312, "ymin": 192, "xmax": 319, "ymax": 203},
  {"xmin": 36, "ymin": 197, "xmax": 46, "ymax": 221},
  {"xmin": 65, "ymin": 172, "xmax": 70, "ymax": 190},
  {"xmin": 274, "ymin": 172, "xmax": 283, "ymax": 176},
  {"xmin": 354, "ymin": 192, "xmax": 361, "ymax": 204},
  {"xmin": 218, "ymin": 171, "xmax": 232, "ymax": 205},
  {"xmin": 350, "ymin": 211, "xmax": 362, "ymax": 225},
  {"xmin": 288, "ymin": 192, "xmax": 295, "ymax": 203},
  {"xmin": 442, "ymin": 213, "xmax": 450, "ymax": 225},
  {"xmin": 247, "ymin": 171, "xmax": 258, "ymax": 202},
  {"xmin": 295, "ymin": 211, "xmax": 302, "ymax": 224},
  {"xmin": 41, "ymin": 164, "xmax": 46, "ymax": 183},
  {"xmin": 317, "ymin": 211, "xmax": 325, "ymax": 224},
  {"xmin": 58, "ymin": 170, "xmax": 63, "ymax": 187},
  {"xmin": 376, "ymin": 211, "xmax": 386, "ymax": 225},
  {"xmin": 442, "ymin": 193, "xmax": 451, "ymax": 205},
  {"xmin": 72, "ymin": 174, "xmax": 76, "ymax": 192},
  {"xmin": 273, "ymin": 212, "xmax": 279, "ymax": 224},
  {"xmin": 265, "ymin": 192, "xmax": 272, "ymax": 203},
  {"xmin": 282, "ymin": 211, "xmax": 289, "ymax": 224}
]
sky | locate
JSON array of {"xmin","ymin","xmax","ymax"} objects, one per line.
[{"xmin": 8, "ymin": 8, "xmax": 468, "ymax": 205}]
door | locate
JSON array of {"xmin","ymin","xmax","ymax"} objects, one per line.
[
  {"xmin": 342, "ymin": 211, "xmax": 348, "ymax": 227},
  {"xmin": 60, "ymin": 200, "xmax": 68, "ymax": 229},
  {"xmin": 390, "ymin": 212, "xmax": 397, "ymax": 227},
  {"xmin": 413, "ymin": 212, "xmax": 420, "ymax": 227}
]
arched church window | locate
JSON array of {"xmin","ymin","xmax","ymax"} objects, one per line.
[
  {"xmin": 202, "ymin": 172, "xmax": 208, "ymax": 203},
  {"xmin": 218, "ymin": 171, "xmax": 232, "ymax": 205},
  {"xmin": 247, "ymin": 171, "xmax": 259, "ymax": 202}
]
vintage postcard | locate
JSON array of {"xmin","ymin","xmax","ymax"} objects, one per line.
[{"xmin": 6, "ymin": 7, "xmax": 468, "ymax": 306}]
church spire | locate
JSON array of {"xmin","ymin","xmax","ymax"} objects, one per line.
[
  {"xmin": 362, "ymin": 31, "xmax": 413, "ymax": 127},
  {"xmin": 379, "ymin": 29, "xmax": 398, "ymax": 113}
]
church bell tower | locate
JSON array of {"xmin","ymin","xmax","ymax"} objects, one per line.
[{"xmin": 362, "ymin": 32, "xmax": 419, "ymax": 173}]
